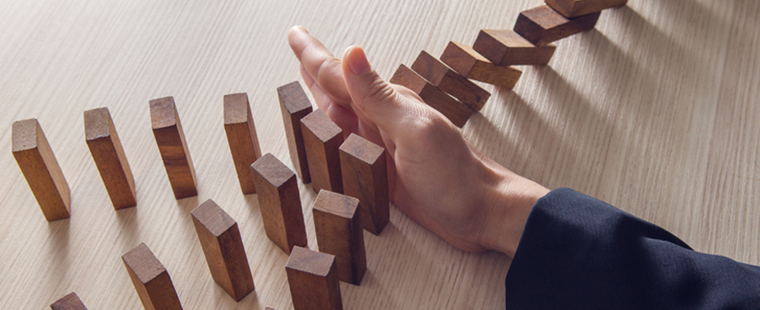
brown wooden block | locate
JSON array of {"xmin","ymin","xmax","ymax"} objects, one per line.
[
  {"xmin": 12, "ymin": 119, "xmax": 70, "ymax": 221},
  {"xmin": 286, "ymin": 246, "xmax": 342, "ymax": 310},
  {"xmin": 84, "ymin": 107, "xmax": 136, "ymax": 210},
  {"xmin": 513, "ymin": 5, "xmax": 601, "ymax": 46},
  {"xmin": 278, "ymin": 81, "xmax": 313, "ymax": 183},
  {"xmin": 545, "ymin": 0, "xmax": 627, "ymax": 18},
  {"xmin": 191, "ymin": 199, "xmax": 255, "ymax": 301},
  {"xmin": 473, "ymin": 29, "xmax": 557, "ymax": 66},
  {"xmin": 300, "ymin": 109, "xmax": 344, "ymax": 193},
  {"xmin": 411, "ymin": 50, "xmax": 490, "ymax": 111},
  {"xmin": 251, "ymin": 153, "xmax": 308, "ymax": 254},
  {"xmin": 121, "ymin": 243, "xmax": 183, "ymax": 310},
  {"xmin": 440, "ymin": 42, "xmax": 523, "ymax": 90},
  {"xmin": 339, "ymin": 134, "xmax": 389, "ymax": 235},
  {"xmin": 390, "ymin": 64, "xmax": 473, "ymax": 128},
  {"xmin": 150, "ymin": 96, "xmax": 197, "ymax": 199},
  {"xmin": 50, "ymin": 292, "xmax": 87, "ymax": 310},
  {"xmin": 312, "ymin": 190, "xmax": 366, "ymax": 285},
  {"xmin": 224, "ymin": 93, "xmax": 262, "ymax": 195}
]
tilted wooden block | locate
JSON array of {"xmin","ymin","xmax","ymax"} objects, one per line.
[
  {"xmin": 339, "ymin": 134, "xmax": 389, "ymax": 235},
  {"xmin": 121, "ymin": 243, "xmax": 183, "ymax": 310},
  {"xmin": 224, "ymin": 93, "xmax": 263, "ymax": 195},
  {"xmin": 278, "ymin": 81, "xmax": 313, "ymax": 183},
  {"xmin": 411, "ymin": 50, "xmax": 490, "ymax": 111},
  {"xmin": 12, "ymin": 119, "xmax": 70, "ymax": 221},
  {"xmin": 150, "ymin": 96, "xmax": 197, "ymax": 199},
  {"xmin": 440, "ymin": 42, "xmax": 523, "ymax": 90},
  {"xmin": 473, "ymin": 29, "xmax": 557, "ymax": 66},
  {"xmin": 50, "ymin": 292, "xmax": 87, "ymax": 310},
  {"xmin": 390, "ymin": 64, "xmax": 472, "ymax": 128},
  {"xmin": 513, "ymin": 5, "xmax": 600, "ymax": 46},
  {"xmin": 312, "ymin": 190, "xmax": 367, "ymax": 285},
  {"xmin": 84, "ymin": 107, "xmax": 136, "ymax": 209},
  {"xmin": 546, "ymin": 0, "xmax": 627, "ymax": 18},
  {"xmin": 191, "ymin": 199, "xmax": 255, "ymax": 301},
  {"xmin": 251, "ymin": 153, "xmax": 308, "ymax": 254},
  {"xmin": 286, "ymin": 246, "xmax": 343, "ymax": 310},
  {"xmin": 300, "ymin": 109, "xmax": 344, "ymax": 193}
]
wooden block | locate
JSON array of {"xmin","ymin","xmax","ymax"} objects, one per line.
[
  {"xmin": 191, "ymin": 199, "xmax": 255, "ymax": 301},
  {"xmin": 286, "ymin": 246, "xmax": 343, "ymax": 310},
  {"xmin": 278, "ymin": 81, "xmax": 313, "ymax": 183},
  {"xmin": 251, "ymin": 153, "xmax": 308, "ymax": 254},
  {"xmin": 84, "ymin": 107, "xmax": 136, "ymax": 210},
  {"xmin": 121, "ymin": 243, "xmax": 183, "ymax": 310},
  {"xmin": 312, "ymin": 190, "xmax": 366, "ymax": 285},
  {"xmin": 545, "ymin": 0, "xmax": 627, "ymax": 18},
  {"xmin": 150, "ymin": 96, "xmax": 197, "ymax": 199},
  {"xmin": 440, "ymin": 42, "xmax": 523, "ymax": 90},
  {"xmin": 389, "ymin": 64, "xmax": 473, "ymax": 128},
  {"xmin": 300, "ymin": 109, "xmax": 344, "ymax": 193},
  {"xmin": 513, "ymin": 5, "xmax": 601, "ymax": 46},
  {"xmin": 12, "ymin": 119, "xmax": 70, "ymax": 221},
  {"xmin": 339, "ymin": 134, "xmax": 389, "ymax": 235},
  {"xmin": 473, "ymin": 29, "xmax": 557, "ymax": 66},
  {"xmin": 50, "ymin": 292, "xmax": 87, "ymax": 310},
  {"xmin": 411, "ymin": 50, "xmax": 491, "ymax": 111},
  {"xmin": 224, "ymin": 93, "xmax": 262, "ymax": 195}
]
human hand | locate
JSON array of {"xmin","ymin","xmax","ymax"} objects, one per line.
[{"xmin": 287, "ymin": 26, "xmax": 549, "ymax": 257}]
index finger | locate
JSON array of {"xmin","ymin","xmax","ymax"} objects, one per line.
[{"xmin": 287, "ymin": 26, "xmax": 352, "ymax": 107}]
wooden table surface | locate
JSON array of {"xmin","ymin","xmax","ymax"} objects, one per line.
[{"xmin": 1, "ymin": 0, "xmax": 758, "ymax": 309}]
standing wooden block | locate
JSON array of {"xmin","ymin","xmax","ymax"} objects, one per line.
[
  {"xmin": 546, "ymin": 0, "xmax": 627, "ymax": 18},
  {"xmin": 300, "ymin": 109, "xmax": 344, "ymax": 193},
  {"xmin": 390, "ymin": 64, "xmax": 472, "ymax": 128},
  {"xmin": 12, "ymin": 119, "xmax": 70, "ymax": 221},
  {"xmin": 312, "ymin": 190, "xmax": 366, "ymax": 285},
  {"xmin": 473, "ymin": 29, "xmax": 557, "ymax": 66},
  {"xmin": 50, "ymin": 292, "xmax": 87, "ymax": 310},
  {"xmin": 339, "ymin": 134, "xmax": 389, "ymax": 235},
  {"xmin": 278, "ymin": 81, "xmax": 313, "ymax": 183},
  {"xmin": 121, "ymin": 243, "xmax": 183, "ymax": 310},
  {"xmin": 286, "ymin": 246, "xmax": 342, "ymax": 310},
  {"xmin": 84, "ymin": 107, "xmax": 136, "ymax": 209},
  {"xmin": 513, "ymin": 5, "xmax": 601, "ymax": 47},
  {"xmin": 411, "ymin": 50, "xmax": 491, "ymax": 111},
  {"xmin": 191, "ymin": 199, "xmax": 255, "ymax": 301},
  {"xmin": 150, "ymin": 96, "xmax": 197, "ymax": 199},
  {"xmin": 251, "ymin": 153, "xmax": 308, "ymax": 254},
  {"xmin": 440, "ymin": 42, "xmax": 523, "ymax": 90},
  {"xmin": 224, "ymin": 93, "xmax": 262, "ymax": 195}
]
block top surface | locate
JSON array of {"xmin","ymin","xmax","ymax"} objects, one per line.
[
  {"xmin": 191, "ymin": 199, "xmax": 236, "ymax": 237},
  {"xmin": 11, "ymin": 118, "xmax": 40, "ymax": 152},
  {"xmin": 411, "ymin": 50, "xmax": 451, "ymax": 82},
  {"xmin": 277, "ymin": 81, "xmax": 312, "ymax": 114},
  {"xmin": 521, "ymin": 5, "xmax": 571, "ymax": 29},
  {"xmin": 300, "ymin": 109, "xmax": 342, "ymax": 142},
  {"xmin": 251, "ymin": 153, "xmax": 295, "ymax": 187},
  {"xmin": 449, "ymin": 41, "xmax": 489, "ymax": 62},
  {"xmin": 121, "ymin": 242, "xmax": 166, "ymax": 283},
  {"xmin": 149, "ymin": 96, "xmax": 178, "ymax": 129},
  {"xmin": 390, "ymin": 64, "xmax": 428, "ymax": 93},
  {"xmin": 482, "ymin": 29, "xmax": 537, "ymax": 48},
  {"xmin": 84, "ymin": 107, "xmax": 113, "ymax": 141},
  {"xmin": 50, "ymin": 292, "xmax": 87, "ymax": 310},
  {"xmin": 313, "ymin": 189, "xmax": 359, "ymax": 219},
  {"xmin": 339, "ymin": 133, "xmax": 385, "ymax": 164},
  {"xmin": 286, "ymin": 246, "xmax": 336, "ymax": 277},
  {"xmin": 223, "ymin": 93, "xmax": 250, "ymax": 125}
]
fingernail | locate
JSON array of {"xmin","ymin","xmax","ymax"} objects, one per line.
[
  {"xmin": 297, "ymin": 25, "xmax": 308, "ymax": 33},
  {"xmin": 346, "ymin": 46, "xmax": 372, "ymax": 75}
]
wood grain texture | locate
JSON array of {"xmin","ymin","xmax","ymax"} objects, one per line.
[
  {"xmin": 440, "ymin": 42, "xmax": 523, "ymax": 89},
  {"xmin": 50, "ymin": 292, "xmax": 87, "ymax": 310},
  {"xmin": 84, "ymin": 107, "xmax": 136, "ymax": 209},
  {"xmin": 312, "ymin": 190, "xmax": 367, "ymax": 285},
  {"xmin": 390, "ymin": 64, "xmax": 473, "ymax": 127},
  {"xmin": 278, "ymin": 81, "xmax": 313, "ymax": 183},
  {"xmin": 150, "ymin": 96, "xmax": 198, "ymax": 199},
  {"xmin": 224, "ymin": 93, "xmax": 262, "ymax": 195},
  {"xmin": 339, "ymin": 133, "xmax": 389, "ymax": 235},
  {"xmin": 473, "ymin": 29, "xmax": 557, "ymax": 66},
  {"xmin": 513, "ymin": 5, "xmax": 601, "ymax": 46},
  {"xmin": 286, "ymin": 246, "xmax": 343, "ymax": 310},
  {"xmin": 411, "ymin": 50, "xmax": 490, "ymax": 111},
  {"xmin": 301, "ymin": 109, "xmax": 344, "ymax": 193},
  {"xmin": 546, "ymin": 0, "xmax": 628, "ymax": 18},
  {"xmin": 121, "ymin": 243, "xmax": 183, "ymax": 310}
]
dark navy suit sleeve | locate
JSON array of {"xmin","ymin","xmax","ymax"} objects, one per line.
[{"xmin": 505, "ymin": 188, "xmax": 760, "ymax": 310}]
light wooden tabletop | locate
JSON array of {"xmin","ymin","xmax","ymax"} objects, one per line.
[{"xmin": 1, "ymin": 0, "xmax": 758, "ymax": 309}]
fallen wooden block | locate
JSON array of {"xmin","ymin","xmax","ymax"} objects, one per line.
[
  {"xmin": 224, "ymin": 93, "xmax": 262, "ymax": 195},
  {"xmin": 411, "ymin": 50, "xmax": 490, "ymax": 111},
  {"xmin": 12, "ymin": 119, "xmax": 70, "ymax": 221},
  {"xmin": 473, "ymin": 29, "xmax": 556, "ymax": 66},
  {"xmin": 150, "ymin": 96, "xmax": 197, "ymax": 199},
  {"xmin": 440, "ymin": 42, "xmax": 523, "ymax": 90},
  {"xmin": 390, "ymin": 64, "xmax": 472, "ymax": 128},
  {"xmin": 50, "ymin": 292, "xmax": 87, "ymax": 310},
  {"xmin": 84, "ymin": 107, "xmax": 136, "ymax": 210},
  {"xmin": 300, "ymin": 109, "xmax": 344, "ymax": 193},
  {"xmin": 312, "ymin": 190, "xmax": 366, "ymax": 285},
  {"xmin": 191, "ymin": 199, "xmax": 255, "ymax": 301},
  {"xmin": 339, "ymin": 134, "xmax": 389, "ymax": 235},
  {"xmin": 278, "ymin": 81, "xmax": 313, "ymax": 183},
  {"xmin": 286, "ymin": 246, "xmax": 343, "ymax": 310},
  {"xmin": 251, "ymin": 153, "xmax": 308, "ymax": 254},
  {"xmin": 122, "ymin": 243, "xmax": 183, "ymax": 310},
  {"xmin": 546, "ymin": 0, "xmax": 627, "ymax": 18},
  {"xmin": 513, "ymin": 5, "xmax": 600, "ymax": 46}
]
